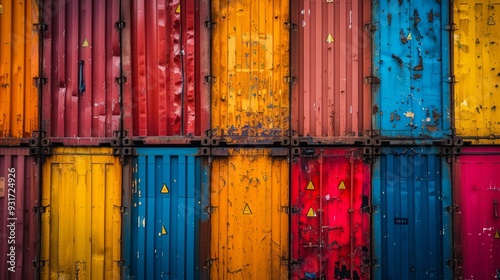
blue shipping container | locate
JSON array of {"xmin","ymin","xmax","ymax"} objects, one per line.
[
  {"xmin": 372, "ymin": 0, "xmax": 451, "ymax": 138},
  {"xmin": 372, "ymin": 147, "xmax": 452, "ymax": 279},
  {"xmin": 121, "ymin": 148, "xmax": 210, "ymax": 279}
]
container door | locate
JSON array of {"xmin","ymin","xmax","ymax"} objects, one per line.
[
  {"xmin": 372, "ymin": 147, "xmax": 452, "ymax": 279},
  {"xmin": 291, "ymin": 148, "xmax": 371, "ymax": 279},
  {"xmin": 210, "ymin": 148, "xmax": 289, "ymax": 279},
  {"xmin": 372, "ymin": 0, "xmax": 451, "ymax": 138},
  {"xmin": 40, "ymin": 148, "xmax": 122, "ymax": 280}
]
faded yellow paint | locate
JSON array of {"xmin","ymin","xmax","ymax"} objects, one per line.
[
  {"xmin": 0, "ymin": 0, "xmax": 38, "ymax": 138},
  {"xmin": 41, "ymin": 148, "xmax": 121, "ymax": 280},
  {"xmin": 211, "ymin": 0, "xmax": 290, "ymax": 142},
  {"xmin": 210, "ymin": 149, "xmax": 289, "ymax": 279},
  {"xmin": 454, "ymin": 0, "xmax": 500, "ymax": 143}
]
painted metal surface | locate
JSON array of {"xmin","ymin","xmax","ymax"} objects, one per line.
[
  {"xmin": 211, "ymin": 0, "xmax": 290, "ymax": 144},
  {"xmin": 210, "ymin": 148, "xmax": 289, "ymax": 279},
  {"xmin": 290, "ymin": 0, "xmax": 371, "ymax": 144},
  {"xmin": 0, "ymin": 148, "xmax": 39, "ymax": 280},
  {"xmin": 123, "ymin": 0, "xmax": 210, "ymax": 144},
  {"xmin": 41, "ymin": 0, "xmax": 122, "ymax": 145},
  {"xmin": 454, "ymin": 1, "xmax": 500, "ymax": 144},
  {"xmin": 372, "ymin": 0, "xmax": 451, "ymax": 138},
  {"xmin": 453, "ymin": 147, "xmax": 500, "ymax": 279},
  {"xmin": 121, "ymin": 148, "xmax": 209, "ymax": 279},
  {"xmin": 40, "ymin": 148, "xmax": 121, "ymax": 280},
  {"xmin": 291, "ymin": 148, "xmax": 371, "ymax": 280},
  {"xmin": 372, "ymin": 147, "xmax": 452, "ymax": 279},
  {"xmin": 0, "ymin": 0, "xmax": 39, "ymax": 144}
]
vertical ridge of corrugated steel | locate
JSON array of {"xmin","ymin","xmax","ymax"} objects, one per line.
[
  {"xmin": 453, "ymin": 147, "xmax": 500, "ymax": 279},
  {"xmin": 211, "ymin": 0, "xmax": 290, "ymax": 144},
  {"xmin": 290, "ymin": 0, "xmax": 371, "ymax": 143},
  {"xmin": 0, "ymin": 148, "xmax": 39, "ymax": 280},
  {"xmin": 453, "ymin": 1, "xmax": 500, "ymax": 144},
  {"xmin": 210, "ymin": 148, "xmax": 289, "ymax": 279},
  {"xmin": 40, "ymin": 147, "xmax": 121, "ymax": 280},
  {"xmin": 121, "ymin": 148, "xmax": 209, "ymax": 279},
  {"xmin": 372, "ymin": 146, "xmax": 452, "ymax": 280},
  {"xmin": 372, "ymin": 0, "xmax": 451, "ymax": 138},
  {"xmin": 0, "ymin": 0, "xmax": 39, "ymax": 144},
  {"xmin": 41, "ymin": 0, "xmax": 121, "ymax": 145},
  {"xmin": 291, "ymin": 148, "xmax": 370, "ymax": 280}
]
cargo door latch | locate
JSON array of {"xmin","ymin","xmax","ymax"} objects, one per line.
[
  {"xmin": 32, "ymin": 259, "xmax": 47, "ymax": 268},
  {"xmin": 204, "ymin": 206, "xmax": 217, "ymax": 214},
  {"xmin": 204, "ymin": 258, "xmax": 218, "ymax": 268}
]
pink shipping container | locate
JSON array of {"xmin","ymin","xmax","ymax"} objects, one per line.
[
  {"xmin": 121, "ymin": 0, "xmax": 210, "ymax": 145},
  {"xmin": 0, "ymin": 148, "xmax": 39, "ymax": 280},
  {"xmin": 453, "ymin": 147, "xmax": 500, "ymax": 279},
  {"xmin": 41, "ymin": 0, "xmax": 123, "ymax": 146},
  {"xmin": 290, "ymin": 0, "xmax": 372, "ymax": 145}
]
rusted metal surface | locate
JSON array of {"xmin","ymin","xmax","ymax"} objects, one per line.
[{"xmin": 290, "ymin": 0, "xmax": 372, "ymax": 145}]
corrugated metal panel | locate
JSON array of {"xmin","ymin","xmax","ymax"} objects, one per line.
[
  {"xmin": 372, "ymin": 147, "xmax": 452, "ymax": 279},
  {"xmin": 211, "ymin": 0, "xmax": 290, "ymax": 144},
  {"xmin": 40, "ymin": 148, "xmax": 121, "ymax": 280},
  {"xmin": 121, "ymin": 148, "xmax": 209, "ymax": 279},
  {"xmin": 290, "ymin": 0, "xmax": 371, "ymax": 144},
  {"xmin": 123, "ymin": 0, "xmax": 210, "ymax": 144},
  {"xmin": 454, "ymin": 1, "xmax": 500, "ymax": 143},
  {"xmin": 372, "ymin": 0, "xmax": 452, "ymax": 138},
  {"xmin": 0, "ymin": 148, "xmax": 39, "ymax": 280},
  {"xmin": 210, "ymin": 148, "xmax": 289, "ymax": 279},
  {"xmin": 41, "ymin": 0, "xmax": 121, "ymax": 146},
  {"xmin": 453, "ymin": 147, "xmax": 500, "ymax": 279},
  {"xmin": 0, "ymin": 0, "xmax": 39, "ymax": 143},
  {"xmin": 291, "ymin": 148, "xmax": 370, "ymax": 280}
]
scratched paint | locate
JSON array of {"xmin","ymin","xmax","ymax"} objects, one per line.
[
  {"xmin": 210, "ymin": 148, "xmax": 289, "ymax": 279},
  {"xmin": 290, "ymin": 148, "xmax": 371, "ymax": 280},
  {"xmin": 454, "ymin": 1, "xmax": 500, "ymax": 143},
  {"xmin": 40, "ymin": 148, "xmax": 121, "ymax": 280},
  {"xmin": 211, "ymin": 0, "xmax": 290, "ymax": 143},
  {"xmin": 372, "ymin": 0, "xmax": 451, "ymax": 138}
]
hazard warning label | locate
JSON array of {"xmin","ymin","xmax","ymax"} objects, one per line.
[
  {"xmin": 306, "ymin": 207, "xmax": 316, "ymax": 217},
  {"xmin": 161, "ymin": 183, "xmax": 169, "ymax": 194},
  {"xmin": 306, "ymin": 181, "xmax": 314, "ymax": 190},
  {"xmin": 243, "ymin": 204, "xmax": 252, "ymax": 214},
  {"xmin": 338, "ymin": 180, "xmax": 346, "ymax": 190},
  {"xmin": 162, "ymin": 225, "xmax": 168, "ymax": 235}
]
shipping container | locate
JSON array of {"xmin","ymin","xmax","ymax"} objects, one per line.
[
  {"xmin": 210, "ymin": 0, "xmax": 290, "ymax": 145},
  {"xmin": 210, "ymin": 148, "xmax": 289, "ymax": 279},
  {"xmin": 121, "ymin": 148, "xmax": 210, "ymax": 279},
  {"xmin": 122, "ymin": 0, "xmax": 210, "ymax": 145},
  {"xmin": 453, "ymin": 1, "xmax": 500, "ymax": 144},
  {"xmin": 372, "ymin": 146, "xmax": 452, "ymax": 279},
  {"xmin": 290, "ymin": 0, "xmax": 371, "ymax": 145},
  {"xmin": 40, "ymin": 148, "xmax": 121, "ymax": 280},
  {"xmin": 0, "ymin": 0, "xmax": 39, "ymax": 145},
  {"xmin": 452, "ymin": 147, "xmax": 500, "ymax": 279},
  {"xmin": 372, "ymin": 0, "xmax": 452, "ymax": 138},
  {"xmin": 290, "ymin": 148, "xmax": 371, "ymax": 280},
  {"xmin": 41, "ymin": 0, "xmax": 123, "ymax": 146},
  {"xmin": 0, "ymin": 148, "xmax": 39, "ymax": 280}
]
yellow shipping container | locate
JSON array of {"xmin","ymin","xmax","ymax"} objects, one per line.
[
  {"xmin": 454, "ymin": 0, "xmax": 500, "ymax": 144},
  {"xmin": 0, "ymin": 0, "xmax": 38, "ymax": 140},
  {"xmin": 210, "ymin": 148, "xmax": 289, "ymax": 279},
  {"xmin": 211, "ymin": 0, "xmax": 290, "ymax": 144},
  {"xmin": 41, "ymin": 148, "xmax": 121, "ymax": 280}
]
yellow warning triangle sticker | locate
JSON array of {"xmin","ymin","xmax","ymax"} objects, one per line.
[
  {"xmin": 243, "ymin": 204, "xmax": 252, "ymax": 214},
  {"xmin": 306, "ymin": 207, "xmax": 317, "ymax": 217},
  {"xmin": 326, "ymin": 33, "xmax": 334, "ymax": 43},
  {"xmin": 306, "ymin": 181, "xmax": 315, "ymax": 190},
  {"xmin": 175, "ymin": 4, "xmax": 180, "ymax": 13},
  {"xmin": 161, "ymin": 183, "xmax": 169, "ymax": 194},
  {"xmin": 338, "ymin": 180, "xmax": 346, "ymax": 190},
  {"xmin": 82, "ymin": 38, "xmax": 90, "ymax": 47},
  {"xmin": 161, "ymin": 225, "xmax": 168, "ymax": 235},
  {"xmin": 496, "ymin": 229, "xmax": 500, "ymax": 239},
  {"xmin": 406, "ymin": 32, "xmax": 412, "ymax": 40}
]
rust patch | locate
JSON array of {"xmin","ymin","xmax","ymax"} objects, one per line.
[
  {"xmin": 426, "ymin": 125, "xmax": 438, "ymax": 132},
  {"xmin": 414, "ymin": 74, "xmax": 422, "ymax": 79},
  {"xmin": 390, "ymin": 112, "xmax": 394, "ymax": 122},
  {"xmin": 396, "ymin": 114, "xmax": 400, "ymax": 121},
  {"xmin": 398, "ymin": 0, "xmax": 402, "ymax": 5},
  {"xmin": 413, "ymin": 56, "xmax": 423, "ymax": 71},
  {"xmin": 392, "ymin": 54, "xmax": 403, "ymax": 65},
  {"xmin": 387, "ymin": 13, "xmax": 392, "ymax": 25},
  {"xmin": 427, "ymin": 10, "xmax": 434, "ymax": 22},
  {"xmin": 400, "ymin": 30, "xmax": 408, "ymax": 44},
  {"xmin": 373, "ymin": 105, "xmax": 379, "ymax": 115},
  {"xmin": 413, "ymin": 10, "xmax": 420, "ymax": 27},
  {"xmin": 432, "ymin": 109, "xmax": 441, "ymax": 122}
]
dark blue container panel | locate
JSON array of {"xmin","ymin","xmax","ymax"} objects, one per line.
[
  {"xmin": 372, "ymin": 147, "xmax": 452, "ymax": 279},
  {"xmin": 122, "ymin": 148, "xmax": 209, "ymax": 279},
  {"xmin": 372, "ymin": 0, "xmax": 451, "ymax": 138}
]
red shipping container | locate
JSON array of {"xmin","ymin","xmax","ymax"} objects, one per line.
[
  {"xmin": 41, "ymin": 0, "xmax": 123, "ymax": 146},
  {"xmin": 121, "ymin": 0, "xmax": 210, "ymax": 145},
  {"xmin": 0, "ymin": 148, "xmax": 39, "ymax": 280},
  {"xmin": 290, "ymin": 0, "xmax": 371, "ymax": 145},
  {"xmin": 453, "ymin": 147, "xmax": 500, "ymax": 279},
  {"xmin": 291, "ymin": 147, "xmax": 371, "ymax": 279}
]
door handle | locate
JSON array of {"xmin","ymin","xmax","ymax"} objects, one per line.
[
  {"xmin": 494, "ymin": 199, "xmax": 498, "ymax": 219},
  {"xmin": 79, "ymin": 60, "xmax": 86, "ymax": 94}
]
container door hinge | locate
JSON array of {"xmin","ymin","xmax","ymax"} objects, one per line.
[
  {"xmin": 364, "ymin": 258, "xmax": 379, "ymax": 266},
  {"xmin": 204, "ymin": 20, "xmax": 217, "ymax": 29},
  {"xmin": 115, "ymin": 20, "xmax": 126, "ymax": 29},
  {"xmin": 271, "ymin": 148, "xmax": 289, "ymax": 157},
  {"xmin": 281, "ymin": 257, "xmax": 295, "ymax": 266},
  {"xmin": 447, "ymin": 259, "xmax": 462, "ymax": 268},
  {"xmin": 289, "ymin": 259, "xmax": 300, "ymax": 268},
  {"xmin": 204, "ymin": 205, "xmax": 217, "ymax": 214},
  {"xmin": 117, "ymin": 260, "xmax": 127, "ymax": 268},
  {"xmin": 362, "ymin": 205, "xmax": 377, "ymax": 213},
  {"xmin": 284, "ymin": 21, "xmax": 297, "ymax": 31},
  {"xmin": 33, "ymin": 205, "xmax": 48, "ymax": 214},
  {"xmin": 284, "ymin": 76, "xmax": 297, "ymax": 84},
  {"xmin": 446, "ymin": 205, "xmax": 461, "ymax": 214},
  {"xmin": 33, "ymin": 23, "xmax": 48, "ymax": 32},
  {"xmin": 282, "ymin": 206, "xmax": 299, "ymax": 214},
  {"xmin": 115, "ymin": 76, "xmax": 127, "ymax": 84},
  {"xmin": 114, "ymin": 205, "xmax": 126, "ymax": 214},
  {"xmin": 204, "ymin": 75, "xmax": 216, "ymax": 83},
  {"xmin": 365, "ymin": 23, "xmax": 378, "ymax": 32},
  {"xmin": 444, "ymin": 23, "xmax": 458, "ymax": 31},
  {"xmin": 34, "ymin": 76, "xmax": 47, "ymax": 86},
  {"xmin": 364, "ymin": 76, "xmax": 380, "ymax": 84},
  {"xmin": 32, "ymin": 259, "xmax": 47, "ymax": 268},
  {"xmin": 446, "ymin": 76, "xmax": 457, "ymax": 83},
  {"xmin": 204, "ymin": 258, "xmax": 217, "ymax": 268}
]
